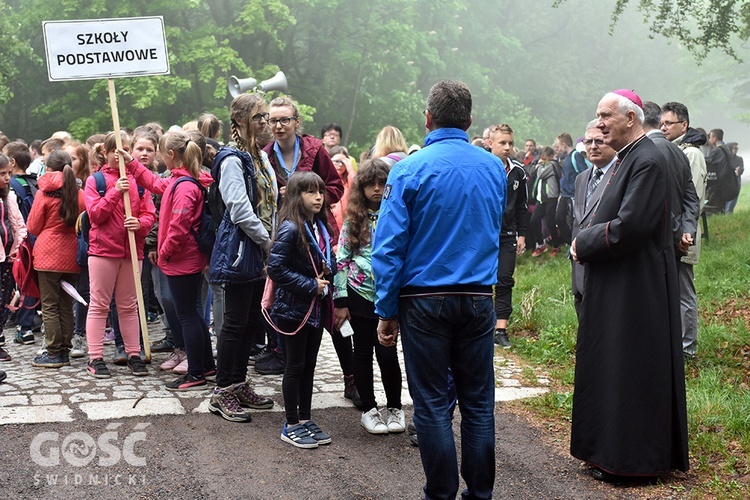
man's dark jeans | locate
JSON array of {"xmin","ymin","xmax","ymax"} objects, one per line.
[{"xmin": 399, "ymin": 294, "xmax": 496, "ymax": 500}]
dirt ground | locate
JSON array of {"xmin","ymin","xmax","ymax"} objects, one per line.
[{"xmin": 0, "ymin": 402, "xmax": 681, "ymax": 499}]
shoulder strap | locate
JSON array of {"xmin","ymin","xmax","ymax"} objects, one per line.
[
  {"xmin": 171, "ymin": 175, "xmax": 204, "ymax": 193},
  {"xmin": 93, "ymin": 172, "xmax": 107, "ymax": 196},
  {"xmin": 94, "ymin": 171, "xmax": 145, "ymax": 198},
  {"xmin": 262, "ymin": 248, "xmax": 318, "ymax": 336},
  {"xmin": 9, "ymin": 177, "xmax": 24, "ymax": 195}
]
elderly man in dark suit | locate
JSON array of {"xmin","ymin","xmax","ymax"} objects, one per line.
[
  {"xmin": 570, "ymin": 89, "xmax": 689, "ymax": 481},
  {"xmin": 570, "ymin": 120, "xmax": 616, "ymax": 319}
]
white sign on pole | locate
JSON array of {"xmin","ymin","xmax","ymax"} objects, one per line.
[{"xmin": 43, "ymin": 16, "xmax": 170, "ymax": 81}]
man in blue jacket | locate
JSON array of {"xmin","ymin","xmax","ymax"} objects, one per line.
[{"xmin": 372, "ymin": 79, "xmax": 506, "ymax": 500}]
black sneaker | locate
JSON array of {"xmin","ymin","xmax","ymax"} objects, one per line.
[
  {"xmin": 0, "ymin": 333, "xmax": 5, "ymax": 346},
  {"xmin": 0, "ymin": 369, "xmax": 6, "ymax": 383},
  {"xmin": 87, "ymin": 358, "xmax": 111, "ymax": 379},
  {"xmin": 254, "ymin": 352, "xmax": 285, "ymax": 375},
  {"xmin": 248, "ymin": 345, "xmax": 274, "ymax": 366},
  {"xmin": 31, "ymin": 352, "xmax": 65, "ymax": 368},
  {"xmin": 407, "ymin": 422, "xmax": 419, "ymax": 447},
  {"xmin": 127, "ymin": 356, "xmax": 148, "ymax": 376},
  {"xmin": 166, "ymin": 373, "xmax": 207, "ymax": 391},
  {"xmin": 494, "ymin": 329, "xmax": 511, "ymax": 349},
  {"xmin": 344, "ymin": 374, "xmax": 364, "ymax": 409},
  {"xmin": 303, "ymin": 421, "xmax": 331, "ymax": 445},
  {"xmin": 14, "ymin": 329, "xmax": 34, "ymax": 345},
  {"xmin": 0, "ymin": 347, "xmax": 10, "ymax": 362},
  {"xmin": 150, "ymin": 338, "xmax": 174, "ymax": 353}
]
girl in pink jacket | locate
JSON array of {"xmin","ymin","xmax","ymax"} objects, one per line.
[
  {"xmin": 28, "ymin": 150, "xmax": 85, "ymax": 368},
  {"xmin": 122, "ymin": 130, "xmax": 216, "ymax": 391},
  {"xmin": 84, "ymin": 131, "xmax": 155, "ymax": 379},
  {"xmin": 0, "ymin": 154, "xmax": 27, "ymax": 363}
]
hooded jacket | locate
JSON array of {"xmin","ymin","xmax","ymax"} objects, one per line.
[
  {"xmin": 0, "ymin": 189, "xmax": 27, "ymax": 263},
  {"xmin": 675, "ymin": 127, "xmax": 708, "ymax": 265},
  {"xmin": 27, "ymin": 171, "xmax": 85, "ymax": 273},
  {"xmin": 84, "ymin": 164, "xmax": 156, "ymax": 260},
  {"xmin": 127, "ymin": 159, "xmax": 213, "ymax": 276}
]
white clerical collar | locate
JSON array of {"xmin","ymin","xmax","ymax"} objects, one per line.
[{"xmin": 597, "ymin": 156, "xmax": 617, "ymax": 176}]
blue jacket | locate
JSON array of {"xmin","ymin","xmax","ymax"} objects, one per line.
[
  {"xmin": 560, "ymin": 151, "xmax": 589, "ymax": 198},
  {"xmin": 208, "ymin": 148, "xmax": 266, "ymax": 284},
  {"xmin": 372, "ymin": 127, "xmax": 507, "ymax": 318},
  {"xmin": 268, "ymin": 219, "xmax": 336, "ymax": 329}
]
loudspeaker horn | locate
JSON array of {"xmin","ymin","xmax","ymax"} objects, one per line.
[
  {"xmin": 228, "ymin": 75, "xmax": 258, "ymax": 98},
  {"xmin": 258, "ymin": 71, "xmax": 287, "ymax": 93}
]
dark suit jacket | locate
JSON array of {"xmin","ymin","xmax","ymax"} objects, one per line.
[
  {"xmin": 647, "ymin": 130, "xmax": 699, "ymax": 253},
  {"xmin": 571, "ymin": 164, "xmax": 610, "ymax": 297}
]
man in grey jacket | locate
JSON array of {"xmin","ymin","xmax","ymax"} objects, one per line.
[{"xmin": 660, "ymin": 101, "xmax": 708, "ymax": 358}]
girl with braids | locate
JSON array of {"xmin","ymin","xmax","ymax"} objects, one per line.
[
  {"xmin": 268, "ymin": 171, "xmax": 336, "ymax": 448},
  {"xmin": 205, "ymin": 92, "xmax": 276, "ymax": 422},
  {"xmin": 333, "ymin": 159, "xmax": 404, "ymax": 434},
  {"xmin": 122, "ymin": 130, "xmax": 217, "ymax": 391},
  {"xmin": 28, "ymin": 150, "xmax": 86, "ymax": 368},
  {"xmin": 0, "ymin": 153, "xmax": 26, "ymax": 363}
]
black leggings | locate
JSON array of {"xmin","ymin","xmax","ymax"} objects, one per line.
[
  {"xmin": 216, "ymin": 280, "xmax": 265, "ymax": 387},
  {"xmin": 351, "ymin": 313, "xmax": 402, "ymax": 411},
  {"xmin": 0, "ymin": 262, "xmax": 14, "ymax": 330},
  {"xmin": 167, "ymin": 273, "xmax": 215, "ymax": 378},
  {"xmin": 530, "ymin": 199, "xmax": 560, "ymax": 248},
  {"xmin": 281, "ymin": 323, "xmax": 323, "ymax": 424}
]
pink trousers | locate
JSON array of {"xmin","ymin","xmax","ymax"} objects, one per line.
[{"xmin": 86, "ymin": 256, "xmax": 142, "ymax": 360}]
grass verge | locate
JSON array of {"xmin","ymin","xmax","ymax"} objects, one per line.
[{"xmin": 508, "ymin": 189, "xmax": 750, "ymax": 498}]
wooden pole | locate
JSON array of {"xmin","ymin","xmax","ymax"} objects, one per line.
[{"xmin": 107, "ymin": 78, "xmax": 151, "ymax": 361}]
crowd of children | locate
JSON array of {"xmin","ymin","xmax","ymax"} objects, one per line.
[{"xmin": 0, "ymin": 95, "xmax": 415, "ymax": 448}]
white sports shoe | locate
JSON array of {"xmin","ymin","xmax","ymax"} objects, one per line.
[
  {"xmin": 385, "ymin": 407, "xmax": 406, "ymax": 433},
  {"xmin": 71, "ymin": 335, "xmax": 87, "ymax": 358},
  {"xmin": 361, "ymin": 407, "xmax": 389, "ymax": 434}
]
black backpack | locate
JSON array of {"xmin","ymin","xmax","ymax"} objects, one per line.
[
  {"xmin": 169, "ymin": 176, "xmax": 215, "ymax": 256},
  {"xmin": 705, "ymin": 145, "xmax": 740, "ymax": 206}
]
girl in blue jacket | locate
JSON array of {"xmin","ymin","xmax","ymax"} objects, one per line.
[{"xmin": 268, "ymin": 171, "xmax": 336, "ymax": 449}]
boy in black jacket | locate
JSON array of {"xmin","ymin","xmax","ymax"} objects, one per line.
[{"xmin": 488, "ymin": 124, "xmax": 529, "ymax": 348}]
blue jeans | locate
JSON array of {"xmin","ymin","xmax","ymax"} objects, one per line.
[{"xmin": 399, "ymin": 294, "xmax": 496, "ymax": 500}]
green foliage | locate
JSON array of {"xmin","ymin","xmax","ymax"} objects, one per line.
[
  {"xmin": 1, "ymin": 1, "xmax": 748, "ymax": 149},
  {"xmin": 556, "ymin": 0, "xmax": 750, "ymax": 61}
]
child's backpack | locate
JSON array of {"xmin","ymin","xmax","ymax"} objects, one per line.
[
  {"xmin": 76, "ymin": 172, "xmax": 146, "ymax": 267},
  {"xmin": 705, "ymin": 145, "xmax": 740, "ymax": 207},
  {"xmin": 12, "ymin": 238, "xmax": 40, "ymax": 306},
  {"xmin": 169, "ymin": 176, "xmax": 215, "ymax": 255},
  {"xmin": 9, "ymin": 175, "xmax": 38, "ymax": 221}
]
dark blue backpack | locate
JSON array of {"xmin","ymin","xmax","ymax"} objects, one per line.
[
  {"xmin": 76, "ymin": 172, "xmax": 145, "ymax": 267},
  {"xmin": 9, "ymin": 175, "xmax": 38, "ymax": 221},
  {"xmin": 170, "ymin": 176, "xmax": 215, "ymax": 256}
]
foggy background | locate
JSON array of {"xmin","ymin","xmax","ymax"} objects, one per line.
[{"xmin": 0, "ymin": 0, "xmax": 748, "ymax": 179}]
